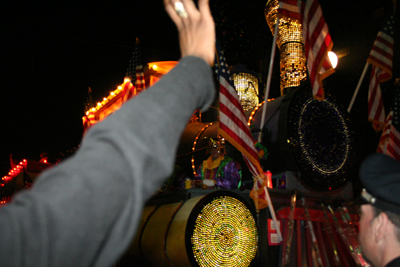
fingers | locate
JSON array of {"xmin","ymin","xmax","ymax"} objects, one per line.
[
  {"xmin": 165, "ymin": 0, "xmax": 201, "ymax": 30},
  {"xmin": 198, "ymin": 0, "xmax": 212, "ymax": 18},
  {"xmin": 164, "ymin": 0, "xmax": 184, "ymax": 29},
  {"xmin": 181, "ymin": 0, "xmax": 199, "ymax": 21},
  {"xmin": 164, "ymin": 0, "xmax": 215, "ymax": 65}
]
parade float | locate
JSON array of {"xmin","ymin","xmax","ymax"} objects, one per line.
[
  {"xmin": 78, "ymin": 1, "xmax": 365, "ymax": 264},
  {"xmin": 1, "ymin": 1, "xmax": 378, "ymax": 266}
]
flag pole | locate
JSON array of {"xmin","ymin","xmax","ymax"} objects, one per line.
[
  {"xmin": 258, "ymin": 18, "xmax": 279, "ymax": 143},
  {"xmin": 263, "ymin": 181, "xmax": 283, "ymax": 242},
  {"xmin": 255, "ymin": 17, "xmax": 282, "ymax": 241},
  {"xmin": 347, "ymin": 62, "xmax": 369, "ymax": 113}
]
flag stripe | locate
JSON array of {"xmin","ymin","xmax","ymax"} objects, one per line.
[
  {"xmin": 219, "ymin": 128, "xmax": 263, "ymax": 174},
  {"xmin": 219, "ymin": 96, "xmax": 260, "ymax": 160},
  {"xmin": 368, "ymin": 66, "xmax": 385, "ymax": 131},
  {"xmin": 219, "ymin": 110, "xmax": 259, "ymax": 158},
  {"xmin": 278, "ymin": 0, "xmax": 300, "ymax": 20},
  {"xmin": 387, "ymin": 127, "xmax": 400, "ymax": 161},
  {"xmin": 300, "ymin": 0, "xmax": 334, "ymax": 100},
  {"xmin": 377, "ymin": 111, "xmax": 393, "ymax": 153},
  {"xmin": 219, "ymin": 105, "xmax": 251, "ymax": 143},
  {"xmin": 220, "ymin": 80, "xmax": 247, "ymax": 118}
]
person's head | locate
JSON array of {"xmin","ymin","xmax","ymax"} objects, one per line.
[
  {"xmin": 206, "ymin": 138, "xmax": 223, "ymax": 160},
  {"xmin": 358, "ymin": 153, "xmax": 400, "ymax": 267}
]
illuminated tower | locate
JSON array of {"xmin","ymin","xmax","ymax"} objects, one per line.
[{"xmin": 265, "ymin": 0, "xmax": 307, "ymax": 95}]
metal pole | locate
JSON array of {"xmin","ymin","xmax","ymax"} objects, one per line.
[
  {"xmin": 258, "ymin": 18, "xmax": 279, "ymax": 143},
  {"xmin": 347, "ymin": 62, "xmax": 369, "ymax": 113}
]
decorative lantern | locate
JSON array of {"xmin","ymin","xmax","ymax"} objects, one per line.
[
  {"xmin": 231, "ymin": 65, "xmax": 260, "ymax": 111},
  {"xmin": 265, "ymin": 0, "xmax": 307, "ymax": 95}
]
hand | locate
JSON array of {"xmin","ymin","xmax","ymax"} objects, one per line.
[{"xmin": 164, "ymin": 0, "xmax": 215, "ymax": 65}]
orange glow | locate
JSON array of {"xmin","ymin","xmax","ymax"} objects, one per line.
[{"xmin": 265, "ymin": 170, "xmax": 273, "ymax": 189}]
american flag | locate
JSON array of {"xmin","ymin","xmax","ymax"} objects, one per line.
[
  {"xmin": 278, "ymin": 0, "xmax": 300, "ymax": 21},
  {"xmin": 369, "ymin": 66, "xmax": 386, "ymax": 131},
  {"xmin": 367, "ymin": 15, "xmax": 395, "ymax": 131},
  {"xmin": 299, "ymin": 0, "xmax": 334, "ymax": 100},
  {"xmin": 214, "ymin": 44, "xmax": 282, "ymax": 242},
  {"xmin": 214, "ymin": 42, "xmax": 263, "ymax": 177},
  {"xmin": 123, "ymin": 39, "xmax": 146, "ymax": 102},
  {"xmin": 377, "ymin": 80, "xmax": 400, "ymax": 161}
]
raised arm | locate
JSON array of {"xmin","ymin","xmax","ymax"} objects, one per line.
[
  {"xmin": 164, "ymin": 0, "xmax": 215, "ymax": 65},
  {"xmin": 0, "ymin": 1, "xmax": 216, "ymax": 267}
]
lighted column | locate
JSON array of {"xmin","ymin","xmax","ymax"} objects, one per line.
[
  {"xmin": 231, "ymin": 67, "xmax": 260, "ymax": 111},
  {"xmin": 265, "ymin": 0, "xmax": 307, "ymax": 95}
]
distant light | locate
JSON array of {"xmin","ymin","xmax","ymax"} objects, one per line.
[
  {"xmin": 152, "ymin": 65, "xmax": 158, "ymax": 70},
  {"xmin": 328, "ymin": 51, "xmax": 338, "ymax": 69},
  {"xmin": 110, "ymin": 92, "xmax": 115, "ymax": 96},
  {"xmin": 103, "ymin": 98, "xmax": 107, "ymax": 101},
  {"xmin": 97, "ymin": 102, "xmax": 102, "ymax": 106},
  {"xmin": 124, "ymin": 77, "xmax": 130, "ymax": 83}
]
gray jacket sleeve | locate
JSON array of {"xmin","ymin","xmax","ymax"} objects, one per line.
[{"xmin": 0, "ymin": 56, "xmax": 215, "ymax": 267}]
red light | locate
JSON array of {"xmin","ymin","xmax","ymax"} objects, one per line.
[
  {"xmin": 44, "ymin": 159, "xmax": 47, "ymax": 163},
  {"xmin": 329, "ymin": 187, "xmax": 332, "ymax": 191},
  {"xmin": 0, "ymin": 184, "xmax": 3, "ymax": 187}
]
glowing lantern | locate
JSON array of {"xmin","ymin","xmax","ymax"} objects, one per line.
[{"xmin": 231, "ymin": 65, "xmax": 260, "ymax": 111}]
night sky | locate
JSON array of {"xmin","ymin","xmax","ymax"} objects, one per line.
[{"xmin": 1, "ymin": 0, "xmax": 399, "ymax": 177}]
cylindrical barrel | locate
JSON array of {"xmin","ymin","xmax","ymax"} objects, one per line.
[{"xmin": 124, "ymin": 191, "xmax": 259, "ymax": 266}]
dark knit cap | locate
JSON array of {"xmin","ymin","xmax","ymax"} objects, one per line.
[{"xmin": 358, "ymin": 153, "xmax": 400, "ymax": 215}]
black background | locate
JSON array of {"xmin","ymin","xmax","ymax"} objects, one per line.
[{"xmin": 1, "ymin": 0, "xmax": 399, "ymax": 179}]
